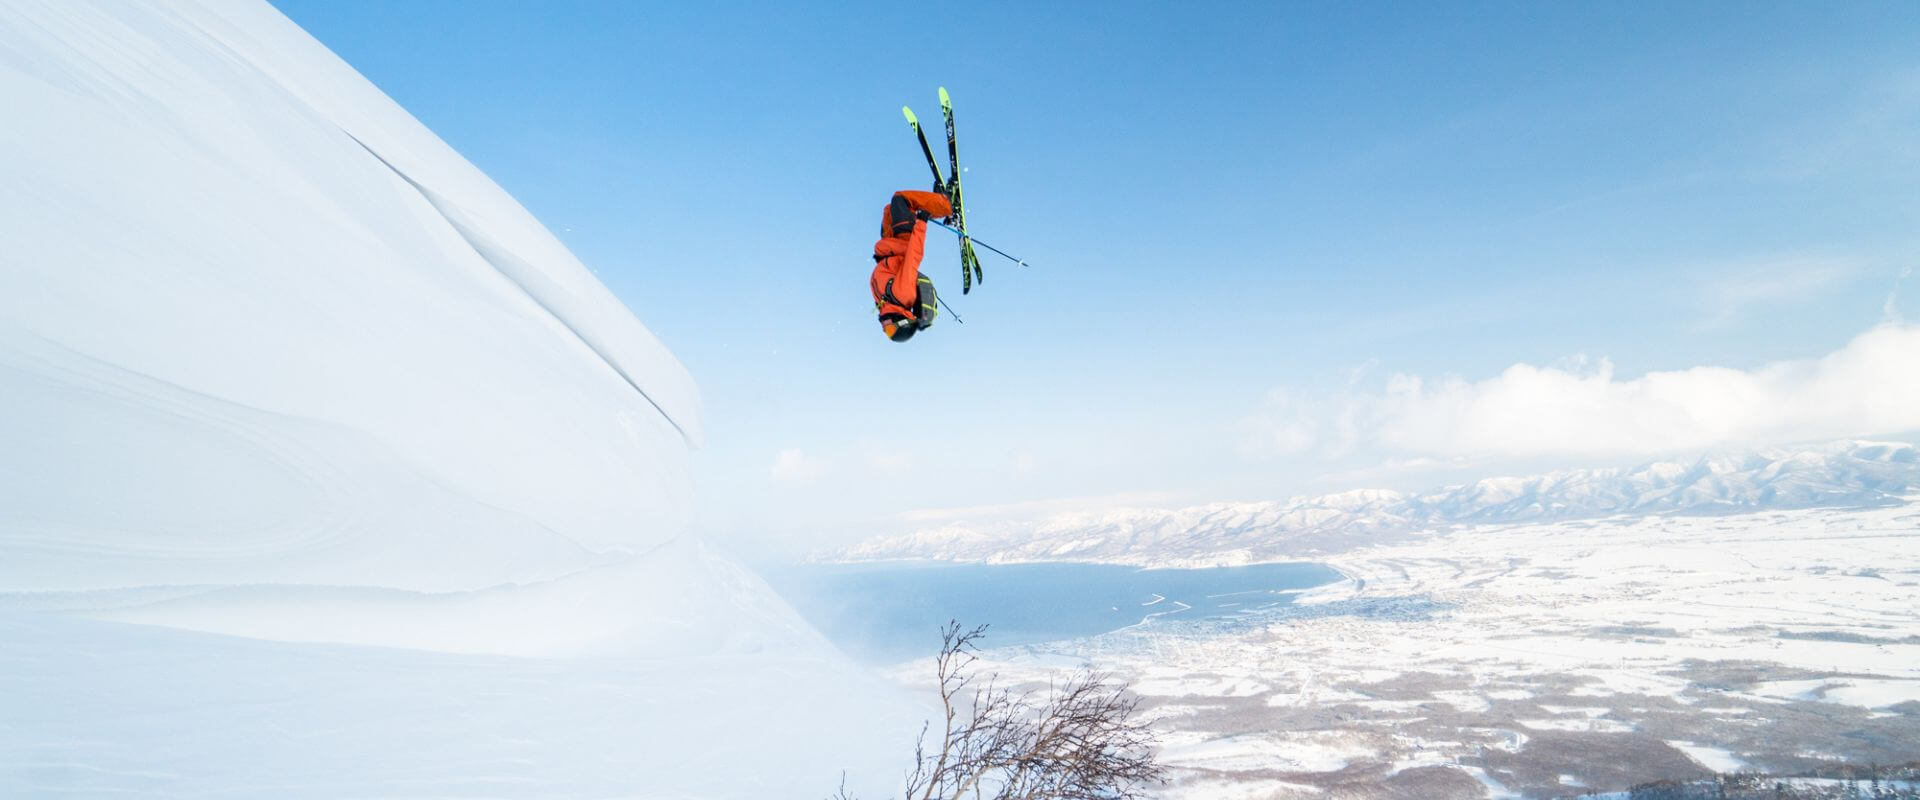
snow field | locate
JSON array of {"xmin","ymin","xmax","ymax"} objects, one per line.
[{"xmin": 926, "ymin": 505, "xmax": 1920, "ymax": 798}]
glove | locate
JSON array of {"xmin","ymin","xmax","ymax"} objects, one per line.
[{"xmin": 915, "ymin": 209, "xmax": 931, "ymax": 221}]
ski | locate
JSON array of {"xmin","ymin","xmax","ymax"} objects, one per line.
[
  {"xmin": 939, "ymin": 87, "xmax": 983, "ymax": 293},
  {"xmin": 901, "ymin": 106, "xmax": 946, "ymax": 190}
]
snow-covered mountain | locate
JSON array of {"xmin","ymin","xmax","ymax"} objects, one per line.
[
  {"xmin": 0, "ymin": 2, "xmax": 913, "ymax": 795},
  {"xmin": 834, "ymin": 441, "xmax": 1920, "ymax": 565}
]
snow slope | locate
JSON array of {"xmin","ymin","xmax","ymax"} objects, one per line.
[
  {"xmin": 835, "ymin": 441, "xmax": 1920, "ymax": 566},
  {"xmin": 0, "ymin": 0, "xmax": 705, "ymax": 644},
  {"xmin": 0, "ymin": 1, "xmax": 916, "ymax": 795},
  {"xmin": 3, "ymin": 609, "xmax": 908, "ymax": 798}
]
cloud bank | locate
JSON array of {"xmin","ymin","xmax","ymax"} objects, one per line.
[{"xmin": 1245, "ymin": 323, "xmax": 1920, "ymax": 459}]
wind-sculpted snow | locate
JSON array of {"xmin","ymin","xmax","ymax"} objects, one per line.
[
  {"xmin": 0, "ymin": 0, "xmax": 710, "ymax": 622},
  {"xmin": 837, "ymin": 441, "xmax": 1920, "ymax": 564}
]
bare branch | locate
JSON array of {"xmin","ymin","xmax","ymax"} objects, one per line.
[
  {"xmin": 837, "ymin": 621, "xmax": 1165, "ymax": 800},
  {"xmin": 828, "ymin": 771, "xmax": 855, "ymax": 800}
]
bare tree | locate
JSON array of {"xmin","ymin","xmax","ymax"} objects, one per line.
[{"xmin": 833, "ymin": 621, "xmax": 1165, "ymax": 800}]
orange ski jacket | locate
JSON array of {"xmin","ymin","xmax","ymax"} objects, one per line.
[{"xmin": 871, "ymin": 190, "xmax": 953, "ymax": 322}]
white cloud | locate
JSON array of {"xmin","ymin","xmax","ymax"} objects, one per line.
[
  {"xmin": 769, "ymin": 448, "xmax": 826, "ymax": 483},
  {"xmin": 1244, "ymin": 323, "xmax": 1920, "ymax": 460}
]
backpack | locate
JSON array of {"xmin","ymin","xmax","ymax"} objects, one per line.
[{"xmin": 915, "ymin": 275, "xmax": 938, "ymax": 329}]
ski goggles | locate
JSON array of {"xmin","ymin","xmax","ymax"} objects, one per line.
[{"xmin": 882, "ymin": 317, "xmax": 918, "ymax": 342}]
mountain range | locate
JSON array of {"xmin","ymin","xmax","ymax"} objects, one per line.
[{"xmin": 833, "ymin": 440, "xmax": 1919, "ymax": 565}]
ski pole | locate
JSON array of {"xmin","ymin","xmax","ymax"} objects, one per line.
[
  {"xmin": 928, "ymin": 219, "xmax": 1030, "ymax": 268},
  {"xmin": 936, "ymin": 294, "xmax": 964, "ymax": 324}
]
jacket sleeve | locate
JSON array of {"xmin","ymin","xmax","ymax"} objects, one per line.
[
  {"xmin": 898, "ymin": 214, "xmax": 928, "ymax": 297},
  {"xmin": 895, "ymin": 190, "xmax": 952, "ymax": 220}
]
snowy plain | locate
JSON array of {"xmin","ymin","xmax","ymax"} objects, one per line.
[{"xmin": 848, "ymin": 446, "xmax": 1920, "ymax": 798}]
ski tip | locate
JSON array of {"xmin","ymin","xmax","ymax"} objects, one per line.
[
  {"xmin": 901, "ymin": 105, "xmax": 918, "ymax": 125},
  {"xmin": 938, "ymin": 86, "xmax": 951, "ymax": 105}
]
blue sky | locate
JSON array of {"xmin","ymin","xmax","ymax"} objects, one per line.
[{"xmin": 274, "ymin": 1, "xmax": 1920, "ymax": 556}]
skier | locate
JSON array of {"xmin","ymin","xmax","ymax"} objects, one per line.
[{"xmin": 870, "ymin": 187, "xmax": 953, "ymax": 342}]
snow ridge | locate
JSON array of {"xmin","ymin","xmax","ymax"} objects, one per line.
[
  {"xmin": 345, "ymin": 132, "xmax": 692, "ymax": 443},
  {"xmin": 835, "ymin": 440, "xmax": 1919, "ymax": 564}
]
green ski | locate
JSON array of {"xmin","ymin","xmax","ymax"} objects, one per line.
[
  {"xmin": 901, "ymin": 106, "xmax": 946, "ymax": 190},
  {"xmin": 939, "ymin": 87, "xmax": 983, "ymax": 292}
]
